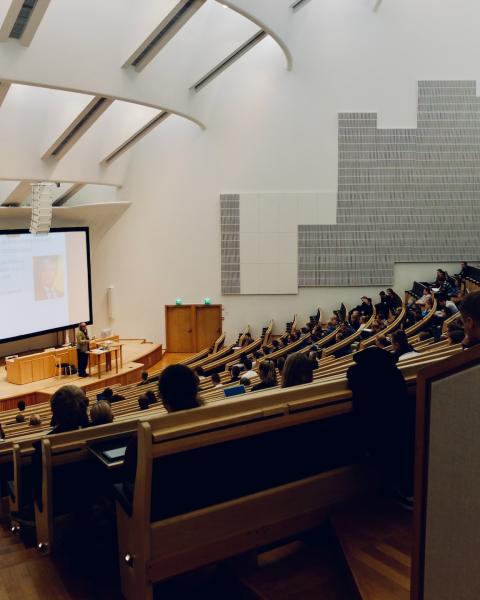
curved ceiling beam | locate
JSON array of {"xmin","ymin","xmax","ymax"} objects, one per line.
[
  {"xmin": 214, "ymin": 0, "xmax": 293, "ymax": 71},
  {"xmin": 0, "ymin": 77, "xmax": 206, "ymax": 130}
]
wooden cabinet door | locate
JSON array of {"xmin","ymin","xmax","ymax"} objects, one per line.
[
  {"xmin": 166, "ymin": 306, "xmax": 195, "ymax": 352},
  {"xmin": 195, "ymin": 305, "xmax": 222, "ymax": 352}
]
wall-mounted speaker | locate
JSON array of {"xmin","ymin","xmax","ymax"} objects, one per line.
[{"xmin": 107, "ymin": 285, "xmax": 116, "ymax": 320}]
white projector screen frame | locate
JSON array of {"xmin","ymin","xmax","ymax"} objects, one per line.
[{"xmin": 0, "ymin": 227, "xmax": 93, "ymax": 343}]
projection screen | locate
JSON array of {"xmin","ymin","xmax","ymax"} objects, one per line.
[{"xmin": 0, "ymin": 227, "xmax": 92, "ymax": 343}]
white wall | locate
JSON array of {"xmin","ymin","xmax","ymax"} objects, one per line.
[{"xmin": 68, "ymin": 0, "xmax": 480, "ymax": 343}]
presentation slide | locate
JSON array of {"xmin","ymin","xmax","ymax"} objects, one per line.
[{"xmin": 0, "ymin": 228, "xmax": 92, "ymax": 342}]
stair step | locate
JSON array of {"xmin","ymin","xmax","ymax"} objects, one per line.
[
  {"xmin": 231, "ymin": 534, "xmax": 358, "ymax": 599},
  {"xmin": 331, "ymin": 499, "xmax": 412, "ymax": 600}
]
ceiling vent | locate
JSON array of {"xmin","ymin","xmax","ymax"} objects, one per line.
[
  {"xmin": 290, "ymin": 0, "xmax": 312, "ymax": 12},
  {"xmin": 42, "ymin": 96, "xmax": 114, "ymax": 161},
  {"xmin": 123, "ymin": 0, "xmax": 206, "ymax": 72},
  {"xmin": 0, "ymin": 0, "xmax": 51, "ymax": 46},
  {"xmin": 101, "ymin": 111, "xmax": 170, "ymax": 165},
  {"xmin": 191, "ymin": 29, "xmax": 267, "ymax": 92}
]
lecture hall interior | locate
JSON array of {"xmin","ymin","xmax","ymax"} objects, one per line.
[{"xmin": 0, "ymin": 0, "xmax": 479, "ymax": 598}]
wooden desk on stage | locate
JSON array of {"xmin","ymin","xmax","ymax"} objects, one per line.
[
  {"xmin": 88, "ymin": 345, "xmax": 123, "ymax": 379},
  {"xmin": 6, "ymin": 347, "xmax": 77, "ymax": 385}
]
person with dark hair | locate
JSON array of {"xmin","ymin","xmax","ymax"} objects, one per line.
[
  {"xmin": 241, "ymin": 358, "xmax": 257, "ymax": 382},
  {"xmin": 251, "ymin": 361, "xmax": 276, "ymax": 391},
  {"xmin": 17, "ymin": 400, "xmax": 26, "ymax": 412},
  {"xmin": 349, "ymin": 310, "xmax": 361, "ymax": 331},
  {"xmin": 158, "ymin": 364, "xmax": 202, "ymax": 412},
  {"xmin": 138, "ymin": 395, "xmax": 150, "ymax": 411},
  {"xmin": 446, "ymin": 324, "xmax": 465, "ymax": 345},
  {"xmin": 281, "ymin": 353, "xmax": 314, "ymax": 388},
  {"xmin": 29, "ymin": 414, "xmax": 42, "ymax": 427},
  {"xmin": 271, "ymin": 339, "xmax": 281, "ymax": 352},
  {"xmin": 391, "ymin": 330, "xmax": 418, "ymax": 362},
  {"xmin": 102, "ymin": 387, "xmax": 114, "ymax": 402},
  {"xmin": 375, "ymin": 335, "xmax": 390, "ymax": 349},
  {"xmin": 211, "ymin": 372, "xmax": 223, "ymax": 388},
  {"xmin": 333, "ymin": 331, "xmax": 353, "ymax": 358},
  {"xmin": 15, "ymin": 413, "xmax": 25, "ymax": 423},
  {"xmin": 355, "ymin": 296, "xmax": 373, "ymax": 318},
  {"xmin": 145, "ymin": 390, "xmax": 157, "ymax": 405},
  {"xmin": 276, "ymin": 356, "xmax": 285, "ymax": 375},
  {"xmin": 347, "ymin": 347, "xmax": 414, "ymax": 505},
  {"xmin": 50, "ymin": 385, "xmax": 89, "ymax": 433},
  {"xmin": 386, "ymin": 288, "xmax": 403, "ymax": 311},
  {"xmin": 229, "ymin": 365, "xmax": 241, "ymax": 383},
  {"xmin": 90, "ymin": 400, "xmax": 114, "ymax": 426},
  {"xmin": 0, "ymin": 424, "xmax": 5, "ymax": 441},
  {"xmin": 194, "ymin": 367, "xmax": 206, "ymax": 381},
  {"xmin": 460, "ymin": 291, "xmax": 480, "ymax": 348},
  {"xmin": 137, "ymin": 371, "xmax": 149, "ymax": 386}
]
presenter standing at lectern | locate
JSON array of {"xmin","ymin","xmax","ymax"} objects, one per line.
[{"xmin": 76, "ymin": 323, "xmax": 89, "ymax": 378}]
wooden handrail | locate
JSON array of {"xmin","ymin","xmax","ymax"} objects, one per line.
[
  {"xmin": 361, "ymin": 304, "xmax": 407, "ymax": 349},
  {"xmin": 324, "ymin": 309, "xmax": 377, "ymax": 357},
  {"xmin": 404, "ymin": 297, "xmax": 437, "ymax": 337}
]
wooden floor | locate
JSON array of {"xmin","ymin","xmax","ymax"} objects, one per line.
[
  {"xmin": 232, "ymin": 537, "xmax": 357, "ymax": 599},
  {"xmin": 331, "ymin": 499, "xmax": 412, "ymax": 600},
  {"xmin": 148, "ymin": 352, "xmax": 194, "ymax": 373},
  {"xmin": 0, "ymin": 339, "xmax": 161, "ymax": 403}
]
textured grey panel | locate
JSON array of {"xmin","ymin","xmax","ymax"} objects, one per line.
[
  {"xmin": 299, "ymin": 80, "xmax": 480, "ymax": 286},
  {"xmin": 220, "ymin": 194, "xmax": 241, "ymax": 294}
]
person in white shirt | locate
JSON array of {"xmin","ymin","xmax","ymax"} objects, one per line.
[
  {"xmin": 241, "ymin": 358, "xmax": 257, "ymax": 381},
  {"xmin": 416, "ymin": 287, "xmax": 431, "ymax": 306},
  {"xmin": 391, "ymin": 330, "xmax": 419, "ymax": 362}
]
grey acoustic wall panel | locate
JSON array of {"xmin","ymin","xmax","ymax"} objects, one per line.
[
  {"xmin": 299, "ymin": 81, "xmax": 480, "ymax": 286},
  {"xmin": 220, "ymin": 194, "xmax": 240, "ymax": 294}
]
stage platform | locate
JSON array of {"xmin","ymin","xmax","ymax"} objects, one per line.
[{"xmin": 0, "ymin": 339, "xmax": 163, "ymax": 410}]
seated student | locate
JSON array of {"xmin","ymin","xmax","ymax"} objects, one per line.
[
  {"xmin": 276, "ymin": 356, "xmax": 285, "ymax": 376},
  {"xmin": 251, "ymin": 361, "xmax": 276, "ymax": 391},
  {"xmin": 416, "ymin": 287, "xmax": 431, "ymax": 306},
  {"xmin": 421, "ymin": 296, "xmax": 433, "ymax": 317},
  {"xmin": 375, "ymin": 335, "xmax": 390, "ymax": 349},
  {"xmin": 145, "ymin": 390, "xmax": 157, "ymax": 405},
  {"xmin": 270, "ymin": 339, "xmax": 281, "ymax": 352},
  {"xmin": 122, "ymin": 365, "xmax": 202, "ymax": 504},
  {"xmin": 15, "ymin": 413, "xmax": 25, "ymax": 423},
  {"xmin": 282, "ymin": 353, "xmax": 315, "ymax": 388},
  {"xmin": 434, "ymin": 269, "xmax": 459, "ymax": 297},
  {"xmin": 347, "ymin": 347, "xmax": 414, "ymax": 504},
  {"xmin": 210, "ymin": 372, "xmax": 223, "ymax": 388},
  {"xmin": 29, "ymin": 414, "xmax": 42, "ymax": 427},
  {"xmin": 375, "ymin": 291, "xmax": 390, "ymax": 319},
  {"xmin": 349, "ymin": 310, "xmax": 361, "ymax": 331},
  {"xmin": 391, "ymin": 330, "xmax": 418, "ymax": 362},
  {"xmin": 325, "ymin": 315, "xmax": 339, "ymax": 332},
  {"xmin": 459, "ymin": 291, "xmax": 480, "ymax": 349},
  {"xmin": 229, "ymin": 365, "xmax": 241, "ymax": 383},
  {"xmin": 241, "ymin": 332, "xmax": 253, "ymax": 347},
  {"xmin": 350, "ymin": 296, "xmax": 374, "ymax": 319},
  {"xmin": 49, "ymin": 386, "xmax": 89, "ymax": 433},
  {"xmin": 102, "ymin": 387, "xmax": 114, "ymax": 403},
  {"xmin": 31, "ymin": 385, "xmax": 90, "ymax": 511},
  {"xmin": 241, "ymin": 359, "xmax": 257, "ymax": 382},
  {"xmin": 138, "ymin": 395, "xmax": 150, "ymax": 411},
  {"xmin": 0, "ymin": 424, "xmax": 4, "ymax": 440},
  {"xmin": 386, "ymin": 288, "xmax": 403, "ymax": 311},
  {"xmin": 445, "ymin": 324, "xmax": 465, "ymax": 345},
  {"xmin": 435, "ymin": 294, "xmax": 456, "ymax": 319},
  {"xmin": 137, "ymin": 371, "xmax": 149, "ymax": 386},
  {"xmin": 308, "ymin": 349, "xmax": 319, "ymax": 369},
  {"xmin": 194, "ymin": 367, "xmax": 206, "ymax": 381},
  {"xmin": 333, "ymin": 332, "xmax": 353, "ymax": 359},
  {"xmin": 252, "ymin": 350, "xmax": 264, "ymax": 368},
  {"xmin": 17, "ymin": 400, "xmax": 26, "ymax": 413},
  {"xmin": 90, "ymin": 400, "xmax": 114, "ymax": 426}
]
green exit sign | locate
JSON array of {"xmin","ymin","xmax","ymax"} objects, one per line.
[
  {"xmin": 204, "ymin": 298, "xmax": 211, "ymax": 305},
  {"xmin": 175, "ymin": 298, "xmax": 183, "ymax": 305}
]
